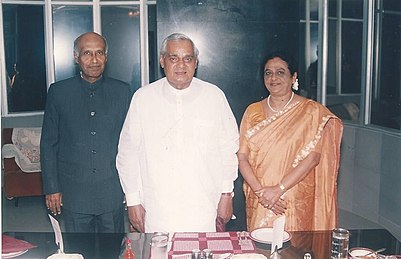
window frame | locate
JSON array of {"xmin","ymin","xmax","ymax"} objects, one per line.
[
  {"xmin": 313, "ymin": 0, "xmax": 400, "ymax": 134},
  {"xmin": 0, "ymin": 0, "xmax": 155, "ymax": 117}
]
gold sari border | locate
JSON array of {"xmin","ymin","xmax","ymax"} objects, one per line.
[
  {"xmin": 245, "ymin": 101, "xmax": 300, "ymax": 140},
  {"xmin": 292, "ymin": 115, "xmax": 332, "ymax": 168}
]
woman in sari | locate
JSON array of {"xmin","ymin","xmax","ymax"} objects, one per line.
[{"xmin": 238, "ymin": 51, "xmax": 343, "ymax": 231}]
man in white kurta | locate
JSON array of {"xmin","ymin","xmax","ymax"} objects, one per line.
[{"xmin": 116, "ymin": 33, "xmax": 239, "ymax": 232}]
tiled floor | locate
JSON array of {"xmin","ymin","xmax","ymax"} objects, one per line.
[{"xmin": 1, "ymin": 194, "xmax": 382, "ymax": 233}]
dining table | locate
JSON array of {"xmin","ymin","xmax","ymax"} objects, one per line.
[{"xmin": 3, "ymin": 228, "xmax": 401, "ymax": 258}]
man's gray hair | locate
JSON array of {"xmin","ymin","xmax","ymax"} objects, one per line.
[
  {"xmin": 160, "ymin": 33, "xmax": 199, "ymax": 59},
  {"xmin": 73, "ymin": 32, "xmax": 108, "ymax": 56}
]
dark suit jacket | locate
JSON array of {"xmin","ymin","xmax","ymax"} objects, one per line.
[{"xmin": 40, "ymin": 76, "xmax": 132, "ymax": 214}]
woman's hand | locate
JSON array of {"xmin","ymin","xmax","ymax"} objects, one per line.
[{"xmin": 255, "ymin": 186, "xmax": 287, "ymax": 215}]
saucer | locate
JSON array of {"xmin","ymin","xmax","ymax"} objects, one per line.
[
  {"xmin": 2, "ymin": 250, "xmax": 28, "ymax": 258},
  {"xmin": 348, "ymin": 247, "xmax": 377, "ymax": 258},
  {"xmin": 249, "ymin": 228, "xmax": 292, "ymax": 244}
]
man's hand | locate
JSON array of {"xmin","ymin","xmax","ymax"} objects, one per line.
[
  {"xmin": 216, "ymin": 194, "xmax": 233, "ymax": 224},
  {"xmin": 46, "ymin": 193, "xmax": 63, "ymax": 215},
  {"xmin": 128, "ymin": 204, "xmax": 146, "ymax": 233}
]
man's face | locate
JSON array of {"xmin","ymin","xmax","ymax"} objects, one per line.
[
  {"xmin": 159, "ymin": 39, "xmax": 197, "ymax": 90},
  {"xmin": 74, "ymin": 33, "xmax": 107, "ymax": 83}
]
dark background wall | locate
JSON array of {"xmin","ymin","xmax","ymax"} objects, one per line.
[{"xmin": 157, "ymin": 0, "xmax": 300, "ymax": 231}]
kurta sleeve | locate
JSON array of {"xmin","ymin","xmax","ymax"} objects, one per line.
[
  {"xmin": 40, "ymin": 85, "xmax": 60, "ymax": 195},
  {"xmin": 218, "ymin": 93, "xmax": 239, "ymax": 193},
  {"xmin": 116, "ymin": 92, "xmax": 143, "ymax": 206}
]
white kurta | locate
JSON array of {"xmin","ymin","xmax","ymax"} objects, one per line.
[{"xmin": 116, "ymin": 77, "xmax": 239, "ymax": 232}]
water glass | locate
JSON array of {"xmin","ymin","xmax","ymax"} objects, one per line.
[
  {"xmin": 150, "ymin": 232, "xmax": 169, "ymax": 259},
  {"xmin": 191, "ymin": 249, "xmax": 202, "ymax": 259},
  {"xmin": 331, "ymin": 228, "xmax": 350, "ymax": 259},
  {"xmin": 202, "ymin": 249, "xmax": 213, "ymax": 259}
]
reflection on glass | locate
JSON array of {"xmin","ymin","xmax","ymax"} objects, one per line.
[
  {"xmin": 309, "ymin": 0, "xmax": 319, "ymax": 20},
  {"xmin": 328, "ymin": 0, "xmax": 337, "ymax": 17},
  {"xmin": 341, "ymin": 21, "xmax": 362, "ymax": 94},
  {"xmin": 148, "ymin": 4, "xmax": 158, "ymax": 84},
  {"xmin": 101, "ymin": 6, "xmax": 141, "ymax": 92},
  {"xmin": 342, "ymin": 0, "xmax": 363, "ymax": 19},
  {"xmin": 305, "ymin": 23, "xmax": 319, "ymax": 100},
  {"xmin": 53, "ymin": 5, "xmax": 92, "ymax": 81},
  {"xmin": 371, "ymin": 12, "xmax": 401, "ymax": 130},
  {"xmin": 327, "ymin": 20, "xmax": 337, "ymax": 91},
  {"xmin": 383, "ymin": 0, "xmax": 401, "ymax": 12},
  {"xmin": 3, "ymin": 5, "xmax": 47, "ymax": 113},
  {"xmin": 326, "ymin": 17, "xmax": 361, "ymax": 123}
]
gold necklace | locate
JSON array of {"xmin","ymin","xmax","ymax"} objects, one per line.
[{"xmin": 267, "ymin": 92, "xmax": 294, "ymax": 113}]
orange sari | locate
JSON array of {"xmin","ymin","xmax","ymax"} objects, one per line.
[{"xmin": 239, "ymin": 99, "xmax": 343, "ymax": 231}]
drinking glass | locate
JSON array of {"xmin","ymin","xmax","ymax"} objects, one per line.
[
  {"xmin": 331, "ymin": 228, "xmax": 350, "ymax": 259},
  {"xmin": 150, "ymin": 232, "xmax": 169, "ymax": 259}
]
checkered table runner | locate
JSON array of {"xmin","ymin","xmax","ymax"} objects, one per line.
[{"xmin": 168, "ymin": 232, "xmax": 256, "ymax": 259}]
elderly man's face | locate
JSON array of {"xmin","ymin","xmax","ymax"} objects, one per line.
[
  {"xmin": 74, "ymin": 33, "xmax": 107, "ymax": 83},
  {"xmin": 160, "ymin": 39, "xmax": 197, "ymax": 90}
]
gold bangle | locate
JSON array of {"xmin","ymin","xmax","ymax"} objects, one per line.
[{"xmin": 278, "ymin": 183, "xmax": 286, "ymax": 191}]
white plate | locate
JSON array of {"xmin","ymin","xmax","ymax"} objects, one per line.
[
  {"xmin": 2, "ymin": 249, "xmax": 28, "ymax": 258},
  {"xmin": 47, "ymin": 253, "xmax": 84, "ymax": 259},
  {"xmin": 348, "ymin": 247, "xmax": 376, "ymax": 258},
  {"xmin": 249, "ymin": 228, "xmax": 292, "ymax": 244}
]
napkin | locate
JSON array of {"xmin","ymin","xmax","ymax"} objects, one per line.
[
  {"xmin": 167, "ymin": 232, "xmax": 175, "ymax": 252},
  {"xmin": 48, "ymin": 214, "xmax": 64, "ymax": 253},
  {"xmin": 2, "ymin": 234, "xmax": 37, "ymax": 253},
  {"xmin": 270, "ymin": 215, "xmax": 286, "ymax": 256},
  {"xmin": 47, "ymin": 215, "xmax": 85, "ymax": 259}
]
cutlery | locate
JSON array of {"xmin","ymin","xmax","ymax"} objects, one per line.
[
  {"xmin": 241, "ymin": 231, "xmax": 248, "ymax": 244},
  {"xmin": 237, "ymin": 232, "xmax": 243, "ymax": 246}
]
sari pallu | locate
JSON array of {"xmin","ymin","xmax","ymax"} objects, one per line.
[{"xmin": 239, "ymin": 99, "xmax": 343, "ymax": 231}]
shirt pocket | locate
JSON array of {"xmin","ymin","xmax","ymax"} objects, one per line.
[{"xmin": 193, "ymin": 119, "xmax": 216, "ymax": 151}]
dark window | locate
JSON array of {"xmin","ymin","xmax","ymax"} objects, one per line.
[
  {"xmin": 371, "ymin": 10, "xmax": 401, "ymax": 130},
  {"xmin": 3, "ymin": 5, "xmax": 47, "ymax": 113},
  {"xmin": 53, "ymin": 5, "xmax": 93, "ymax": 81},
  {"xmin": 101, "ymin": 6, "xmax": 141, "ymax": 92},
  {"xmin": 341, "ymin": 21, "xmax": 362, "ymax": 94}
]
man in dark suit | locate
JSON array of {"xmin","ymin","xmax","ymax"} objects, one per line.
[{"xmin": 40, "ymin": 32, "xmax": 132, "ymax": 233}]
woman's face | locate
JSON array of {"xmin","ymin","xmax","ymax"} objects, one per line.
[{"xmin": 263, "ymin": 57, "xmax": 297, "ymax": 97}]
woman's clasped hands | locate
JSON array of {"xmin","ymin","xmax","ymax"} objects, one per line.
[{"xmin": 255, "ymin": 186, "xmax": 287, "ymax": 215}]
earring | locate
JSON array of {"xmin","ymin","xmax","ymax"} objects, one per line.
[{"xmin": 292, "ymin": 79, "xmax": 299, "ymax": 91}]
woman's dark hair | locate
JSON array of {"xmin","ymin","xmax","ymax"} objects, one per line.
[{"xmin": 263, "ymin": 51, "xmax": 298, "ymax": 76}]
